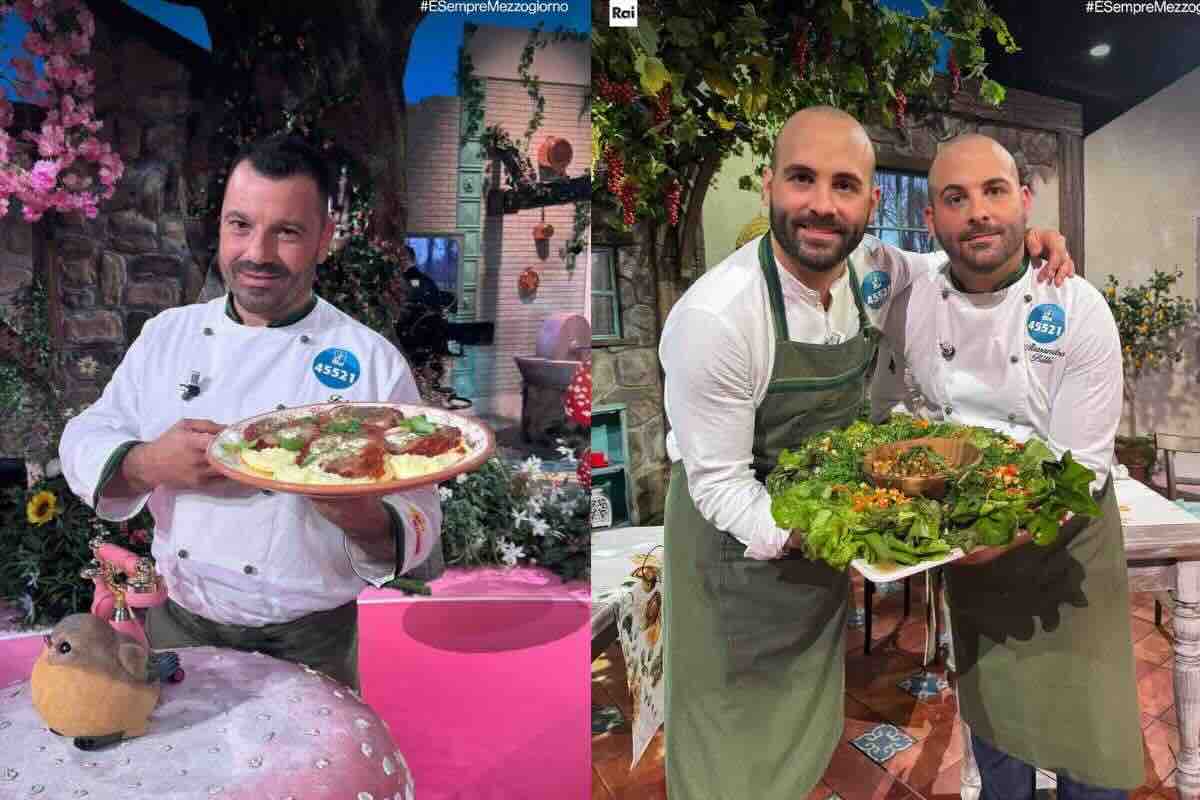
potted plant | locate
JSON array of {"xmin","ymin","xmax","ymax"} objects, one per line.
[{"xmin": 1103, "ymin": 269, "xmax": 1197, "ymax": 481}]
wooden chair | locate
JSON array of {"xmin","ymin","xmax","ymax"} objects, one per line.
[{"xmin": 1152, "ymin": 432, "xmax": 1200, "ymax": 625}]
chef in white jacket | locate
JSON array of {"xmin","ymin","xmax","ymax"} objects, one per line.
[
  {"xmin": 871, "ymin": 134, "xmax": 1142, "ymax": 797},
  {"xmin": 59, "ymin": 135, "xmax": 441, "ymax": 690}
]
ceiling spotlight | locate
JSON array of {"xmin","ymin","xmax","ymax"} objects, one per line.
[{"xmin": 1090, "ymin": 43, "xmax": 1111, "ymax": 58}]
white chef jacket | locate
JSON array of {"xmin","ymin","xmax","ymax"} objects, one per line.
[
  {"xmin": 59, "ymin": 295, "xmax": 443, "ymax": 626},
  {"xmin": 871, "ymin": 262, "xmax": 1122, "ymax": 491},
  {"xmin": 660, "ymin": 234, "xmax": 942, "ymax": 561}
]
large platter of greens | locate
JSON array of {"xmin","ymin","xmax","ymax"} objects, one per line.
[{"xmin": 766, "ymin": 415, "xmax": 1102, "ymax": 580}]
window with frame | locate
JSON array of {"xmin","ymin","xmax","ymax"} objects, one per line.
[
  {"xmin": 405, "ymin": 234, "xmax": 463, "ymax": 306},
  {"xmin": 868, "ymin": 169, "xmax": 938, "ymax": 254},
  {"xmin": 592, "ymin": 246, "xmax": 621, "ymax": 340}
]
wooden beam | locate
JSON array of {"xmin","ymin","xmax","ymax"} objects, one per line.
[
  {"xmin": 1057, "ymin": 132, "xmax": 1086, "ymax": 276},
  {"xmin": 937, "ymin": 76, "xmax": 1083, "ymax": 138}
]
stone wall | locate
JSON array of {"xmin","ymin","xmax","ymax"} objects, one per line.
[
  {"xmin": 0, "ymin": 216, "xmax": 37, "ymax": 458},
  {"xmin": 868, "ymin": 114, "xmax": 1062, "ymax": 231},
  {"xmin": 50, "ymin": 16, "xmax": 206, "ymax": 409},
  {"xmin": 592, "ymin": 210, "xmax": 668, "ymax": 525}
]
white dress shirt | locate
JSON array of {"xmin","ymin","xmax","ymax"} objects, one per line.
[
  {"xmin": 60, "ymin": 296, "xmax": 443, "ymax": 626},
  {"xmin": 871, "ymin": 263, "xmax": 1122, "ymax": 490},
  {"xmin": 660, "ymin": 235, "xmax": 942, "ymax": 561}
]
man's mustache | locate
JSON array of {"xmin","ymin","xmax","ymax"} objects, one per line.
[
  {"xmin": 791, "ymin": 214, "xmax": 848, "ymax": 235},
  {"xmin": 233, "ymin": 260, "xmax": 287, "ymax": 278},
  {"xmin": 960, "ymin": 225, "xmax": 1004, "ymax": 241}
]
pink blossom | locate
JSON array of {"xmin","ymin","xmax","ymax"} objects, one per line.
[
  {"xmin": 29, "ymin": 160, "xmax": 60, "ymax": 193},
  {"xmin": 33, "ymin": 124, "xmax": 65, "ymax": 157},
  {"xmin": 0, "ymin": 198, "xmax": 8, "ymax": 219},
  {"xmin": 77, "ymin": 137, "xmax": 102, "ymax": 161}
]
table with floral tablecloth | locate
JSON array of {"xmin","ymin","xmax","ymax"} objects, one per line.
[{"xmin": 591, "ymin": 527, "xmax": 665, "ymax": 767}]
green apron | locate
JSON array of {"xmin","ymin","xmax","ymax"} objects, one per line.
[
  {"xmin": 948, "ymin": 477, "xmax": 1143, "ymax": 788},
  {"xmin": 664, "ymin": 236, "xmax": 877, "ymax": 799}
]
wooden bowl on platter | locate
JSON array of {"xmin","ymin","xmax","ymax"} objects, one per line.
[{"xmin": 862, "ymin": 436, "xmax": 981, "ymax": 499}]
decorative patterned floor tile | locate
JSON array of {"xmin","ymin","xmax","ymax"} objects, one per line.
[
  {"xmin": 874, "ymin": 580, "xmax": 904, "ymax": 596},
  {"xmin": 847, "ymin": 607, "xmax": 866, "ymax": 629},
  {"xmin": 849, "ymin": 723, "xmax": 916, "ymax": 764},
  {"xmin": 897, "ymin": 670, "xmax": 950, "ymax": 701},
  {"xmin": 592, "ymin": 704, "xmax": 626, "ymax": 734}
]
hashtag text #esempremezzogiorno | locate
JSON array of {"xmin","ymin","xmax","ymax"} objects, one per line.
[
  {"xmin": 1087, "ymin": 0, "xmax": 1200, "ymax": 13},
  {"xmin": 423, "ymin": 0, "xmax": 571, "ymax": 12}
]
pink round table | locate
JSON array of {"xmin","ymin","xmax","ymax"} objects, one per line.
[{"xmin": 0, "ymin": 646, "xmax": 414, "ymax": 799}]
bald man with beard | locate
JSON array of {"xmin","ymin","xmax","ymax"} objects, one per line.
[
  {"xmin": 658, "ymin": 109, "xmax": 1078, "ymax": 799},
  {"xmin": 871, "ymin": 134, "xmax": 1142, "ymax": 798}
]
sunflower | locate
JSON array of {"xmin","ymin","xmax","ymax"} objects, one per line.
[{"xmin": 26, "ymin": 491, "xmax": 58, "ymax": 526}]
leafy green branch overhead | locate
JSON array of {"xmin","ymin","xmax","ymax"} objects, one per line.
[{"xmin": 591, "ymin": 0, "xmax": 1017, "ymax": 294}]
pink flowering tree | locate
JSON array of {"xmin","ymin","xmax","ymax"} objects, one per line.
[{"xmin": 0, "ymin": 0, "xmax": 123, "ymax": 221}]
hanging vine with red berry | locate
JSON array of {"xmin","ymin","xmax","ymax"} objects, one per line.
[{"xmin": 592, "ymin": 0, "xmax": 1018, "ymax": 316}]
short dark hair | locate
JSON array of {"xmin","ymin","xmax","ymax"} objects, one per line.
[
  {"xmin": 228, "ymin": 134, "xmax": 333, "ymax": 215},
  {"xmin": 404, "ymin": 245, "xmax": 416, "ymax": 261}
]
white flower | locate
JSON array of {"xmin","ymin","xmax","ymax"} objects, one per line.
[
  {"xmin": 77, "ymin": 355, "xmax": 99, "ymax": 377},
  {"xmin": 512, "ymin": 508, "xmax": 531, "ymax": 527},
  {"xmin": 438, "ymin": 486, "xmax": 453, "ymax": 501},
  {"xmin": 497, "ymin": 538, "xmax": 526, "ymax": 566},
  {"xmin": 555, "ymin": 445, "xmax": 577, "ymax": 463},
  {"xmin": 528, "ymin": 495, "xmax": 545, "ymax": 515},
  {"xmin": 456, "ymin": 473, "xmax": 468, "ymax": 484},
  {"xmin": 522, "ymin": 455, "xmax": 544, "ymax": 477},
  {"xmin": 531, "ymin": 517, "xmax": 550, "ymax": 538}
]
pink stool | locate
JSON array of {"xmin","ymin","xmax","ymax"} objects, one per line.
[{"xmin": 0, "ymin": 646, "xmax": 414, "ymax": 799}]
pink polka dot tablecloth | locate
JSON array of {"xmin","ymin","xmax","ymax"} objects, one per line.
[{"xmin": 0, "ymin": 646, "xmax": 414, "ymax": 800}]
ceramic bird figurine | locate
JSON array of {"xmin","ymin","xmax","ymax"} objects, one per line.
[{"xmin": 31, "ymin": 613, "xmax": 175, "ymax": 750}]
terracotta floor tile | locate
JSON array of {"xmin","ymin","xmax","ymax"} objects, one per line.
[
  {"xmin": 592, "ymin": 729, "xmax": 634, "ymax": 764},
  {"xmin": 1135, "ymin": 629, "xmax": 1175, "ymax": 666},
  {"xmin": 1144, "ymin": 712, "xmax": 1161, "ymax": 729},
  {"xmin": 1159, "ymin": 703, "xmax": 1178, "ymax": 728},
  {"xmin": 1131, "ymin": 592, "xmax": 1170, "ymax": 625},
  {"xmin": 592, "ymin": 767, "xmax": 615, "ymax": 799},
  {"xmin": 614, "ymin": 774, "xmax": 667, "ymax": 800},
  {"xmin": 593, "ymin": 731, "xmax": 666, "ymax": 795},
  {"xmin": 1143, "ymin": 719, "xmax": 1180, "ymax": 788},
  {"xmin": 1138, "ymin": 657, "xmax": 1162, "ymax": 682},
  {"xmin": 1139, "ymin": 667, "xmax": 1177, "ymax": 718},
  {"xmin": 912, "ymin": 758, "xmax": 967, "ymax": 800},
  {"xmin": 1133, "ymin": 615, "xmax": 1158, "ymax": 644},
  {"xmin": 846, "ymin": 651, "xmax": 922, "ymax": 693},
  {"xmin": 805, "ymin": 783, "xmax": 837, "ymax": 800},
  {"xmin": 882, "ymin": 708, "xmax": 964, "ymax": 789},
  {"xmin": 821, "ymin": 741, "xmax": 912, "ymax": 800}
]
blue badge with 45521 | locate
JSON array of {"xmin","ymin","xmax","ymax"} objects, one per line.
[
  {"xmin": 1027, "ymin": 303, "xmax": 1066, "ymax": 344},
  {"xmin": 312, "ymin": 347, "xmax": 361, "ymax": 389},
  {"xmin": 861, "ymin": 270, "xmax": 891, "ymax": 310}
]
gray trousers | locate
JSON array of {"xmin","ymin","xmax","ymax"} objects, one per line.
[{"xmin": 145, "ymin": 598, "xmax": 360, "ymax": 691}]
